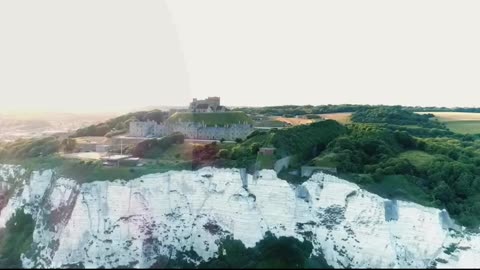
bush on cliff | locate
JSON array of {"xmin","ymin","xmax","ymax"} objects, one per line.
[
  {"xmin": 160, "ymin": 232, "xmax": 326, "ymax": 269},
  {"xmin": 132, "ymin": 132, "xmax": 185, "ymax": 158},
  {"xmin": 0, "ymin": 210, "xmax": 35, "ymax": 268}
]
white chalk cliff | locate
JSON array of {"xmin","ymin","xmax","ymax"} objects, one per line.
[{"xmin": 0, "ymin": 164, "xmax": 479, "ymax": 268}]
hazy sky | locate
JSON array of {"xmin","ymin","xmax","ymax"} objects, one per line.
[{"xmin": 1, "ymin": 0, "xmax": 480, "ymax": 113}]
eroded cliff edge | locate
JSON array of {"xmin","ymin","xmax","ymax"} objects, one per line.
[{"xmin": 0, "ymin": 164, "xmax": 478, "ymax": 268}]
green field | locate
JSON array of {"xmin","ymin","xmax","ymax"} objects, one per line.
[
  {"xmin": 311, "ymin": 153, "xmax": 339, "ymax": 168},
  {"xmin": 444, "ymin": 121, "xmax": 480, "ymax": 134},
  {"xmin": 398, "ymin": 150, "xmax": 436, "ymax": 169},
  {"xmin": 167, "ymin": 111, "xmax": 253, "ymax": 127}
]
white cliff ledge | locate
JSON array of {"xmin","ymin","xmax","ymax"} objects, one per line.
[{"xmin": 0, "ymin": 165, "xmax": 478, "ymax": 268}]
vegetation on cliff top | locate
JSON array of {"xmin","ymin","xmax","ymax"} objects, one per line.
[
  {"xmin": 206, "ymin": 120, "xmax": 345, "ymax": 170},
  {"xmin": 129, "ymin": 132, "xmax": 185, "ymax": 158},
  {"xmin": 0, "ymin": 137, "xmax": 61, "ymax": 160},
  {"xmin": 320, "ymin": 108, "xmax": 480, "ymax": 228},
  {"xmin": 3, "ymin": 105, "xmax": 480, "ymax": 228}
]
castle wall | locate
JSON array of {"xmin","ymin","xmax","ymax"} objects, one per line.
[
  {"xmin": 189, "ymin": 97, "xmax": 221, "ymax": 112},
  {"xmin": 130, "ymin": 120, "xmax": 254, "ymax": 141}
]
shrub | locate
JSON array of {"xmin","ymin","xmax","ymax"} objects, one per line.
[
  {"xmin": 0, "ymin": 210, "xmax": 35, "ymax": 268},
  {"xmin": 217, "ymin": 149, "xmax": 230, "ymax": 159},
  {"xmin": 132, "ymin": 132, "xmax": 185, "ymax": 158}
]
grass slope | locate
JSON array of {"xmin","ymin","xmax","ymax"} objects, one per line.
[
  {"xmin": 311, "ymin": 152, "xmax": 340, "ymax": 167},
  {"xmin": 257, "ymin": 154, "xmax": 276, "ymax": 169},
  {"xmin": 17, "ymin": 156, "xmax": 191, "ymax": 183},
  {"xmin": 343, "ymin": 174, "xmax": 434, "ymax": 207},
  {"xmin": 365, "ymin": 175, "xmax": 434, "ymax": 207},
  {"xmin": 398, "ymin": 150, "xmax": 436, "ymax": 169}
]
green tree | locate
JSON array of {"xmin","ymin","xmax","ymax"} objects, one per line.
[
  {"xmin": 61, "ymin": 138, "xmax": 77, "ymax": 153},
  {"xmin": 433, "ymin": 181, "xmax": 454, "ymax": 203},
  {"xmin": 250, "ymin": 143, "xmax": 261, "ymax": 154}
]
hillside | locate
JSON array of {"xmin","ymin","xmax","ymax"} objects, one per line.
[
  {"xmin": 166, "ymin": 111, "xmax": 253, "ymax": 126},
  {"xmin": 72, "ymin": 110, "xmax": 169, "ymax": 137},
  {"xmin": 202, "ymin": 120, "xmax": 347, "ymax": 171}
]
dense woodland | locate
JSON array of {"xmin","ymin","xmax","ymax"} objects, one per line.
[{"xmin": 350, "ymin": 106, "xmax": 445, "ymax": 128}]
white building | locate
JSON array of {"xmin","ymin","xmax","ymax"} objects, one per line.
[
  {"xmin": 128, "ymin": 120, "xmax": 253, "ymax": 141},
  {"xmin": 128, "ymin": 120, "xmax": 157, "ymax": 137}
]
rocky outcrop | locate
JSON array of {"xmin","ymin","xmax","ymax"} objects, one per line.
[{"xmin": 0, "ymin": 165, "xmax": 478, "ymax": 268}]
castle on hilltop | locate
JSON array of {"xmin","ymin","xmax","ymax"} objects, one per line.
[
  {"xmin": 128, "ymin": 97, "xmax": 254, "ymax": 141},
  {"xmin": 189, "ymin": 96, "xmax": 226, "ymax": 113}
]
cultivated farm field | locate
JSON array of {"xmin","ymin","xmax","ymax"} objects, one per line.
[
  {"xmin": 274, "ymin": 117, "xmax": 314, "ymax": 126},
  {"xmin": 417, "ymin": 112, "xmax": 480, "ymax": 134}
]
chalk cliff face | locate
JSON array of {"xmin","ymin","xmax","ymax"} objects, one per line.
[{"xmin": 0, "ymin": 164, "xmax": 479, "ymax": 268}]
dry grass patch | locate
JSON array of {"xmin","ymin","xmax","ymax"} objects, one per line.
[
  {"xmin": 319, "ymin": 113, "xmax": 352, "ymax": 124},
  {"xmin": 274, "ymin": 117, "xmax": 314, "ymax": 126}
]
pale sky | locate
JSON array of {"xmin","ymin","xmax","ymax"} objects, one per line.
[{"xmin": 1, "ymin": 0, "xmax": 480, "ymax": 114}]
